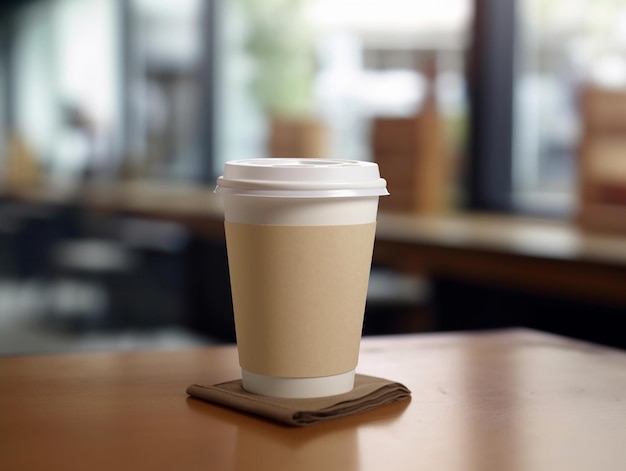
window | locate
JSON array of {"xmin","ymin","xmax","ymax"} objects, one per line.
[
  {"xmin": 513, "ymin": 0, "xmax": 626, "ymax": 216},
  {"xmin": 214, "ymin": 0, "xmax": 472, "ymax": 182}
]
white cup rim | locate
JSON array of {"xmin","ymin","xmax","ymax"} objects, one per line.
[
  {"xmin": 215, "ymin": 178, "xmax": 388, "ymax": 198},
  {"xmin": 215, "ymin": 159, "xmax": 388, "ymax": 198}
]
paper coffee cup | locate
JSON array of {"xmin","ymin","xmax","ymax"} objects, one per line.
[{"xmin": 215, "ymin": 159, "xmax": 388, "ymax": 398}]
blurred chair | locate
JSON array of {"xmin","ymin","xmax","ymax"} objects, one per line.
[
  {"xmin": 47, "ymin": 215, "xmax": 188, "ymax": 331},
  {"xmin": 182, "ymin": 236, "xmax": 235, "ymax": 343},
  {"xmin": 116, "ymin": 217, "xmax": 188, "ymax": 325},
  {"xmin": 9, "ymin": 203, "xmax": 82, "ymax": 280},
  {"xmin": 0, "ymin": 202, "xmax": 20, "ymax": 277},
  {"xmin": 363, "ymin": 269, "xmax": 432, "ymax": 335},
  {"xmin": 577, "ymin": 86, "xmax": 626, "ymax": 233},
  {"xmin": 49, "ymin": 238, "xmax": 136, "ymax": 329}
]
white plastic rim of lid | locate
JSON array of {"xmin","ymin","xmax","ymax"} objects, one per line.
[
  {"xmin": 215, "ymin": 158, "xmax": 389, "ymax": 198},
  {"xmin": 241, "ymin": 369, "xmax": 355, "ymax": 398}
]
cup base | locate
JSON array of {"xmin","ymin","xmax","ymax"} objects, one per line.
[{"xmin": 241, "ymin": 369, "xmax": 355, "ymax": 398}]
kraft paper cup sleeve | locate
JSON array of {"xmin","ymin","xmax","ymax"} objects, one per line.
[
  {"xmin": 225, "ymin": 222, "xmax": 376, "ymax": 378},
  {"xmin": 186, "ymin": 374, "xmax": 411, "ymax": 426}
]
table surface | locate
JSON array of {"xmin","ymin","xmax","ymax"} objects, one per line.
[{"xmin": 1, "ymin": 329, "xmax": 625, "ymax": 471}]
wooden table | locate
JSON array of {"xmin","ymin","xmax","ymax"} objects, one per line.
[{"xmin": 1, "ymin": 329, "xmax": 625, "ymax": 471}]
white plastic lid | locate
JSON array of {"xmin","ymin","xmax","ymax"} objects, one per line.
[{"xmin": 215, "ymin": 158, "xmax": 389, "ymax": 198}]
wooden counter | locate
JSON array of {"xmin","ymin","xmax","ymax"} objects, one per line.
[
  {"xmin": 84, "ymin": 183, "xmax": 626, "ymax": 306},
  {"xmin": 1, "ymin": 329, "xmax": 625, "ymax": 471},
  {"xmin": 5, "ymin": 182, "xmax": 626, "ymax": 307},
  {"xmin": 374, "ymin": 211, "xmax": 626, "ymax": 307}
]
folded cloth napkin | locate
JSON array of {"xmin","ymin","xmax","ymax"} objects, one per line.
[{"xmin": 186, "ymin": 374, "xmax": 411, "ymax": 426}]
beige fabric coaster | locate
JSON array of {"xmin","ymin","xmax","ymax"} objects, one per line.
[{"xmin": 186, "ymin": 374, "xmax": 411, "ymax": 426}]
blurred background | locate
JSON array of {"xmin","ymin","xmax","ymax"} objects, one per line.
[{"xmin": 2, "ymin": 0, "xmax": 626, "ymax": 355}]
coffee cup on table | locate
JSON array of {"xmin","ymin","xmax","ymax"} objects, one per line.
[{"xmin": 215, "ymin": 159, "xmax": 388, "ymax": 398}]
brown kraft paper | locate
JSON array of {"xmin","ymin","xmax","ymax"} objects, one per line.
[{"xmin": 224, "ymin": 221, "xmax": 377, "ymax": 378}]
